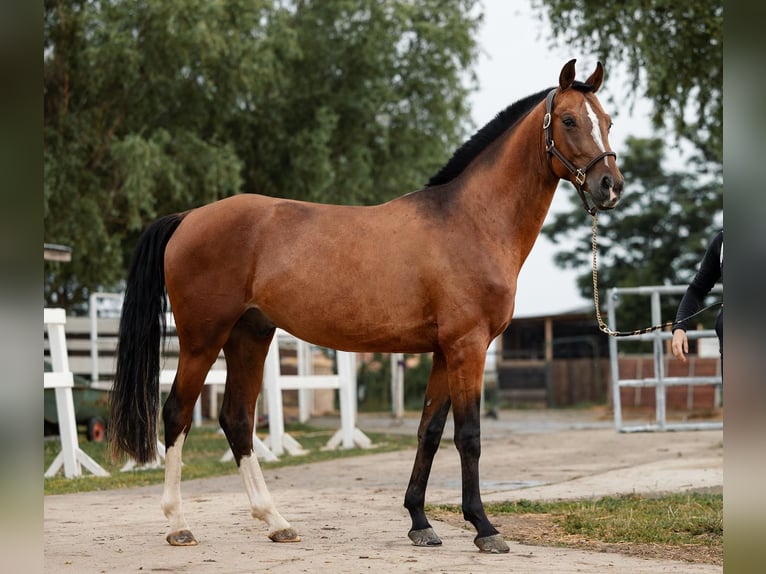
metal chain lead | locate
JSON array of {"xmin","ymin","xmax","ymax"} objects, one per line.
[
  {"xmin": 590, "ymin": 213, "xmax": 615, "ymax": 335},
  {"xmin": 589, "ymin": 213, "xmax": 721, "ymax": 338}
]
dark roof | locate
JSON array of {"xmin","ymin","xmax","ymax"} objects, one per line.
[
  {"xmin": 513, "ymin": 305, "xmax": 597, "ymax": 321},
  {"xmin": 44, "ymin": 243, "xmax": 72, "ymax": 262}
]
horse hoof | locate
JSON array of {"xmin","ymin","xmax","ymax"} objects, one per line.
[
  {"xmin": 268, "ymin": 528, "xmax": 301, "ymax": 543},
  {"xmin": 474, "ymin": 533, "xmax": 509, "ymax": 553},
  {"xmin": 408, "ymin": 527, "xmax": 442, "ymax": 546},
  {"xmin": 166, "ymin": 529, "xmax": 198, "ymax": 546}
]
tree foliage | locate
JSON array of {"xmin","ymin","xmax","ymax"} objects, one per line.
[
  {"xmin": 542, "ymin": 137, "xmax": 723, "ymax": 330},
  {"xmin": 44, "ymin": 0, "xmax": 481, "ymax": 310},
  {"xmin": 532, "ymin": 0, "xmax": 723, "ymax": 164}
]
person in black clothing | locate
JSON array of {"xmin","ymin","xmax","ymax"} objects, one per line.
[{"xmin": 671, "ymin": 230, "xmax": 723, "ymax": 370}]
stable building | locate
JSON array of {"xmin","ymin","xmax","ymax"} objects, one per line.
[{"xmin": 496, "ymin": 306, "xmax": 609, "ymax": 407}]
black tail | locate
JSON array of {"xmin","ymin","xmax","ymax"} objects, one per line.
[{"xmin": 108, "ymin": 213, "xmax": 185, "ymax": 463}]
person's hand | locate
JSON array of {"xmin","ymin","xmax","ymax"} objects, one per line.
[{"xmin": 671, "ymin": 329, "xmax": 689, "ymax": 363}]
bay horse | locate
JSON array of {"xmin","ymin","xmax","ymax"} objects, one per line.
[{"xmin": 109, "ymin": 59, "xmax": 623, "ymax": 553}]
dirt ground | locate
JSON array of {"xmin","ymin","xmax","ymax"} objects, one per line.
[{"xmin": 44, "ymin": 409, "xmax": 723, "ymax": 573}]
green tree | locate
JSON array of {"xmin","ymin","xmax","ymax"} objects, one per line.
[
  {"xmin": 44, "ymin": 0, "xmax": 288, "ymax": 309},
  {"xmin": 44, "ymin": 0, "xmax": 481, "ymax": 311},
  {"xmin": 235, "ymin": 0, "xmax": 481, "ymax": 205},
  {"xmin": 532, "ymin": 0, "xmax": 723, "ymax": 164},
  {"xmin": 542, "ymin": 137, "xmax": 723, "ymax": 330}
]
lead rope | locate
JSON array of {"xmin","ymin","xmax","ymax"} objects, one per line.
[{"xmin": 589, "ymin": 213, "xmax": 722, "ymax": 337}]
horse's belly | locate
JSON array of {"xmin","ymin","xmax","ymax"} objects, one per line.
[
  {"xmin": 254, "ymin": 278, "xmax": 436, "ymax": 354},
  {"xmin": 286, "ymin": 321, "xmax": 437, "ymax": 354}
]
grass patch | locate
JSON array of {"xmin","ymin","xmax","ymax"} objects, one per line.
[
  {"xmin": 431, "ymin": 492, "xmax": 722, "ymax": 547},
  {"xmin": 44, "ymin": 422, "xmax": 417, "ymax": 495}
]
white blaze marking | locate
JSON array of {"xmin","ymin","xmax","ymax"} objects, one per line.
[{"xmin": 585, "ymin": 101, "xmax": 610, "ymax": 167}]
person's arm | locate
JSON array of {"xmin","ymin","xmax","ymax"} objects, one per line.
[{"xmin": 671, "ymin": 231, "xmax": 722, "ymax": 363}]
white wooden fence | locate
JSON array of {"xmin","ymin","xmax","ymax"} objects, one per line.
[{"xmin": 44, "ymin": 308, "xmax": 109, "ymax": 478}]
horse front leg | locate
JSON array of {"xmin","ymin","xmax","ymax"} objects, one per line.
[
  {"xmin": 219, "ymin": 314, "xmax": 299, "ymax": 543},
  {"xmin": 405, "ymin": 350, "xmax": 451, "ymax": 546},
  {"xmin": 446, "ymin": 339, "xmax": 510, "ymax": 554}
]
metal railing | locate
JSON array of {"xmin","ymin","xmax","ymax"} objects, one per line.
[{"xmin": 607, "ymin": 284, "xmax": 722, "ymax": 432}]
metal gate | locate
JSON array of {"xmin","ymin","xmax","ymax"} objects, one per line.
[{"xmin": 606, "ymin": 284, "xmax": 723, "ymax": 432}]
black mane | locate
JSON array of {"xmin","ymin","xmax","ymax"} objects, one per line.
[{"xmin": 426, "ymin": 81, "xmax": 593, "ymax": 187}]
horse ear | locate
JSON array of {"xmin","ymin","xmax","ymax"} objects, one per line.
[
  {"xmin": 585, "ymin": 62, "xmax": 604, "ymax": 92},
  {"xmin": 559, "ymin": 59, "xmax": 576, "ymax": 90}
]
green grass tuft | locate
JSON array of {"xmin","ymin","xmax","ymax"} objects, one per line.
[{"xmin": 431, "ymin": 492, "xmax": 722, "ymax": 547}]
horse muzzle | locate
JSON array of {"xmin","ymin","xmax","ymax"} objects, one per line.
[{"xmin": 590, "ymin": 173, "xmax": 623, "ymax": 210}]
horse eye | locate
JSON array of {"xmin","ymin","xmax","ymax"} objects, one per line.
[{"xmin": 562, "ymin": 117, "xmax": 576, "ymax": 128}]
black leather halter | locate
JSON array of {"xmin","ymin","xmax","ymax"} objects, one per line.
[{"xmin": 543, "ymin": 88, "xmax": 616, "ymax": 215}]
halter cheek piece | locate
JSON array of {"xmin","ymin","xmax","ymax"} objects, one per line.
[{"xmin": 543, "ymin": 88, "xmax": 616, "ymax": 216}]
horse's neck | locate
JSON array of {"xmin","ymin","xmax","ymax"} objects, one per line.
[{"xmin": 464, "ymin": 111, "xmax": 559, "ymax": 267}]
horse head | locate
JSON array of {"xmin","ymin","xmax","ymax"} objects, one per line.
[{"xmin": 544, "ymin": 59, "xmax": 624, "ymax": 212}]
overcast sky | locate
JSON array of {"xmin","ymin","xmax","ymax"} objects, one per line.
[{"xmin": 469, "ymin": 1, "xmax": 654, "ymax": 317}]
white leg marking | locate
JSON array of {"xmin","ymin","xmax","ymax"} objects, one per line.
[
  {"xmin": 160, "ymin": 433, "xmax": 191, "ymax": 534},
  {"xmin": 239, "ymin": 453, "xmax": 292, "ymax": 536},
  {"xmin": 585, "ymin": 101, "xmax": 610, "ymax": 167}
]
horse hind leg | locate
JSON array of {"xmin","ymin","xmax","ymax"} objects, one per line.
[
  {"xmin": 219, "ymin": 310, "xmax": 300, "ymax": 543},
  {"xmin": 404, "ymin": 350, "xmax": 451, "ymax": 547},
  {"xmin": 161, "ymin": 347, "xmax": 221, "ymax": 546}
]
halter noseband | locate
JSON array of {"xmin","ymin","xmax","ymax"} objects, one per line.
[{"xmin": 543, "ymin": 88, "xmax": 616, "ymax": 216}]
